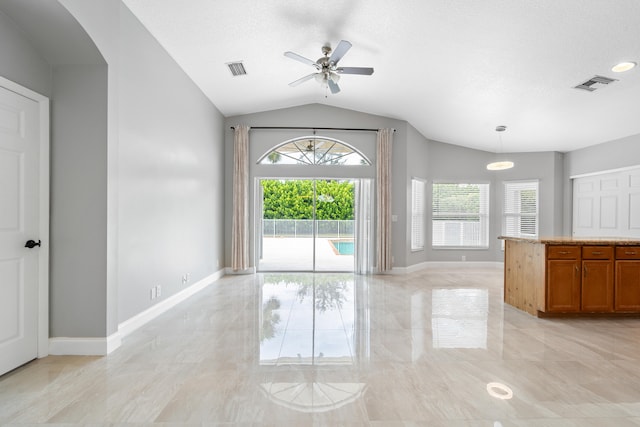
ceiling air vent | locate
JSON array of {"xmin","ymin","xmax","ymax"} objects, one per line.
[
  {"xmin": 226, "ymin": 61, "xmax": 247, "ymax": 77},
  {"xmin": 574, "ymin": 75, "xmax": 617, "ymax": 92}
]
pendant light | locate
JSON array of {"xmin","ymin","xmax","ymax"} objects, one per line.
[
  {"xmin": 611, "ymin": 61, "xmax": 636, "ymax": 73},
  {"xmin": 486, "ymin": 125, "xmax": 514, "ymax": 171}
]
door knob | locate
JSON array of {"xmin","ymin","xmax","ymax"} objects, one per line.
[{"xmin": 25, "ymin": 240, "xmax": 41, "ymax": 249}]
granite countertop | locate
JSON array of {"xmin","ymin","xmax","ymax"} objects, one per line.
[{"xmin": 498, "ymin": 236, "xmax": 640, "ymax": 245}]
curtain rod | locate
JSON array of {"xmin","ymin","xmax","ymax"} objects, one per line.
[{"xmin": 229, "ymin": 126, "xmax": 395, "ymax": 132}]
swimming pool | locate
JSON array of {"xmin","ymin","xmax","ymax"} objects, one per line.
[{"xmin": 330, "ymin": 240, "xmax": 354, "ymax": 255}]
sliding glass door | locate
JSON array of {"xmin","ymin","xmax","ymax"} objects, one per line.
[
  {"xmin": 258, "ymin": 179, "xmax": 361, "ymax": 272},
  {"xmin": 260, "ymin": 179, "xmax": 315, "ymax": 271},
  {"xmin": 314, "ymin": 179, "xmax": 355, "ymax": 271}
]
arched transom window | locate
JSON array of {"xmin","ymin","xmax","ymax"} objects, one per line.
[{"xmin": 258, "ymin": 136, "xmax": 371, "ymax": 166}]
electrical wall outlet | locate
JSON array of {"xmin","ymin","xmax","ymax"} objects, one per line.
[
  {"xmin": 151, "ymin": 285, "xmax": 162, "ymax": 300},
  {"xmin": 462, "ymin": 255, "xmax": 466, "ymax": 261},
  {"xmin": 182, "ymin": 273, "xmax": 191, "ymax": 285}
]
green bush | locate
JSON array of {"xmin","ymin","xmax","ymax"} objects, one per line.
[{"xmin": 262, "ymin": 180, "xmax": 354, "ymax": 220}]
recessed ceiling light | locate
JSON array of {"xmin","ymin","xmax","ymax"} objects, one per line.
[{"xmin": 611, "ymin": 62, "xmax": 637, "ymax": 73}]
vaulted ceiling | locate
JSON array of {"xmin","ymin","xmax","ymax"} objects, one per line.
[{"xmin": 124, "ymin": 1, "xmax": 640, "ymax": 152}]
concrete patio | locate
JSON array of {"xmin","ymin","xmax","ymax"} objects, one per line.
[{"xmin": 258, "ymin": 237, "xmax": 354, "ymax": 271}]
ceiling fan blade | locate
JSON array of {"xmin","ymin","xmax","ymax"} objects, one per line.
[
  {"xmin": 336, "ymin": 67, "xmax": 374, "ymax": 75},
  {"xmin": 328, "ymin": 40, "xmax": 352, "ymax": 65},
  {"xmin": 284, "ymin": 51, "xmax": 319, "ymax": 69},
  {"xmin": 288, "ymin": 73, "xmax": 317, "ymax": 87},
  {"xmin": 328, "ymin": 79, "xmax": 341, "ymax": 94}
]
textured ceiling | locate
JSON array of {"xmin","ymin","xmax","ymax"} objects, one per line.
[{"xmin": 123, "ymin": 0, "xmax": 640, "ymax": 153}]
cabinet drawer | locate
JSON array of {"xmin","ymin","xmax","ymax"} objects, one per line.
[
  {"xmin": 582, "ymin": 246, "xmax": 613, "ymax": 260},
  {"xmin": 616, "ymin": 246, "xmax": 640, "ymax": 259},
  {"xmin": 547, "ymin": 246, "xmax": 580, "ymax": 259}
]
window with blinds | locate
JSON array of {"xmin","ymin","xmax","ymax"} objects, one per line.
[
  {"xmin": 432, "ymin": 183, "xmax": 489, "ymax": 248},
  {"xmin": 503, "ymin": 181, "xmax": 538, "ymax": 238},
  {"xmin": 411, "ymin": 178, "xmax": 426, "ymax": 251}
]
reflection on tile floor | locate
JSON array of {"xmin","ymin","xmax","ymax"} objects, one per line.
[{"xmin": 3, "ymin": 268, "xmax": 640, "ymax": 425}]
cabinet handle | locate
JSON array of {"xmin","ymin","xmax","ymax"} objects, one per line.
[
  {"xmin": 583, "ymin": 265, "xmax": 587, "ymax": 277},
  {"xmin": 559, "ymin": 251, "xmax": 570, "ymax": 255},
  {"xmin": 625, "ymin": 251, "xmax": 637, "ymax": 256},
  {"xmin": 591, "ymin": 251, "xmax": 603, "ymax": 255},
  {"xmin": 575, "ymin": 265, "xmax": 580, "ymax": 273}
]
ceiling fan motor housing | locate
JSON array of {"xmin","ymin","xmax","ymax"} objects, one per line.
[{"xmin": 317, "ymin": 56, "xmax": 332, "ymax": 70}]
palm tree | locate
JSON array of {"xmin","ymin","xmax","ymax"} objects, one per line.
[{"xmin": 267, "ymin": 151, "xmax": 281, "ymax": 164}]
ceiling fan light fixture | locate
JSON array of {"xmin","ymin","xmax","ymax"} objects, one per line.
[
  {"xmin": 284, "ymin": 40, "xmax": 373, "ymax": 95},
  {"xmin": 611, "ymin": 61, "xmax": 637, "ymax": 73}
]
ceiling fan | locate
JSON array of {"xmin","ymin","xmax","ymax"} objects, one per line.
[{"xmin": 284, "ymin": 40, "xmax": 374, "ymax": 94}]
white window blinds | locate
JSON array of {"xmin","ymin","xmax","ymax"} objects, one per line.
[
  {"xmin": 411, "ymin": 179, "xmax": 425, "ymax": 251},
  {"xmin": 432, "ymin": 183, "xmax": 490, "ymax": 248},
  {"xmin": 503, "ymin": 181, "xmax": 538, "ymax": 238}
]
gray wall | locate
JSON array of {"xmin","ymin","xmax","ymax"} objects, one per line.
[
  {"xmin": 58, "ymin": 0, "xmax": 121, "ymax": 336},
  {"xmin": 116, "ymin": 4, "xmax": 225, "ymax": 322},
  {"xmin": 562, "ymin": 134, "xmax": 640, "ymax": 235},
  {"xmin": 50, "ymin": 64, "xmax": 109, "ymax": 337},
  {"xmin": 224, "ymin": 104, "xmax": 405, "ymax": 269},
  {"xmin": 224, "ymin": 102, "xmax": 566, "ymax": 269},
  {"xmin": 1, "ymin": 0, "xmax": 226, "ymax": 338},
  {"xmin": 425, "ymin": 142, "xmax": 563, "ymax": 263},
  {"xmin": 404, "ymin": 124, "xmax": 429, "ymax": 267},
  {"xmin": 0, "ymin": 8, "xmax": 52, "ymax": 97},
  {"xmin": 60, "ymin": 0, "xmax": 226, "ymax": 325}
]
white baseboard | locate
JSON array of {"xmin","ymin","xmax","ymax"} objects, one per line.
[
  {"xmin": 224, "ymin": 266, "xmax": 255, "ymax": 275},
  {"xmin": 390, "ymin": 261, "xmax": 503, "ymax": 275},
  {"xmin": 47, "ymin": 270, "xmax": 225, "ymax": 356},
  {"xmin": 49, "ymin": 332, "xmax": 121, "ymax": 356},
  {"xmin": 118, "ymin": 269, "xmax": 224, "ymax": 339}
]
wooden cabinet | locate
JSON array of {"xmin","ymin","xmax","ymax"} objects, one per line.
[
  {"xmin": 546, "ymin": 246, "xmax": 581, "ymax": 312},
  {"xmin": 502, "ymin": 238, "xmax": 640, "ymax": 317},
  {"xmin": 581, "ymin": 246, "xmax": 614, "ymax": 312},
  {"xmin": 615, "ymin": 246, "xmax": 640, "ymax": 311}
]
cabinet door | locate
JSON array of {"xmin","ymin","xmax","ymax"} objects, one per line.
[
  {"xmin": 547, "ymin": 260, "xmax": 581, "ymax": 312},
  {"xmin": 615, "ymin": 261, "xmax": 640, "ymax": 311},
  {"xmin": 581, "ymin": 260, "xmax": 614, "ymax": 312}
]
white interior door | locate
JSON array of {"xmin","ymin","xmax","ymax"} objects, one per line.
[{"xmin": 0, "ymin": 84, "xmax": 42, "ymax": 376}]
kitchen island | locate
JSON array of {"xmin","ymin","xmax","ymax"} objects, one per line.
[{"xmin": 500, "ymin": 236, "xmax": 640, "ymax": 317}]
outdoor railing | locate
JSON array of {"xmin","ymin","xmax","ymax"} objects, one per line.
[{"xmin": 262, "ymin": 219, "xmax": 354, "ymax": 238}]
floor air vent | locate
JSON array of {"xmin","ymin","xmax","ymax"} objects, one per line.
[
  {"xmin": 226, "ymin": 62, "xmax": 247, "ymax": 76},
  {"xmin": 574, "ymin": 75, "xmax": 617, "ymax": 92}
]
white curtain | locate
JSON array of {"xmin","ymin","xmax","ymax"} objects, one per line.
[
  {"xmin": 355, "ymin": 179, "xmax": 373, "ymax": 274},
  {"xmin": 232, "ymin": 125, "xmax": 250, "ymax": 271},
  {"xmin": 376, "ymin": 128, "xmax": 393, "ymax": 273}
]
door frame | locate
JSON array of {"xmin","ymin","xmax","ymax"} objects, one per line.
[
  {"xmin": 255, "ymin": 177, "xmax": 357, "ymax": 272},
  {"xmin": 1, "ymin": 76, "xmax": 50, "ymax": 359}
]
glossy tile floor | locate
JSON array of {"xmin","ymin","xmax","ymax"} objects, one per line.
[{"xmin": 3, "ymin": 268, "xmax": 640, "ymax": 426}]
